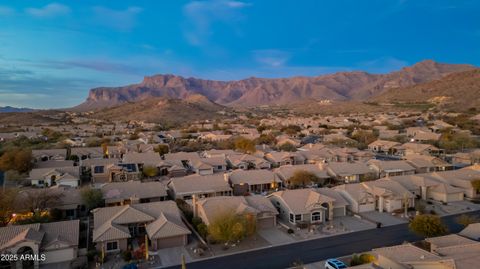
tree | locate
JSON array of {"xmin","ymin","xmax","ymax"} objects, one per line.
[
  {"xmin": 207, "ymin": 212, "xmax": 255, "ymax": 243},
  {"xmin": 0, "ymin": 188, "xmax": 19, "ymax": 226},
  {"xmin": 288, "ymin": 170, "xmax": 321, "ymax": 188},
  {"xmin": 279, "ymin": 142, "xmax": 297, "ymax": 152},
  {"xmin": 154, "ymin": 144, "xmax": 170, "ymax": 155},
  {"xmin": 0, "ymin": 148, "xmax": 33, "ymax": 173},
  {"xmin": 255, "ymin": 134, "xmax": 276, "ymax": 145},
  {"xmin": 471, "ymin": 180, "xmax": 480, "ymax": 193},
  {"xmin": 456, "ymin": 214, "xmax": 480, "ymax": 227},
  {"xmin": 234, "ymin": 137, "xmax": 256, "ymax": 154},
  {"xmin": 350, "ymin": 253, "xmax": 376, "ymax": 266},
  {"xmin": 142, "ymin": 165, "xmax": 158, "ymax": 178},
  {"xmin": 19, "ymin": 189, "xmax": 63, "ymax": 214},
  {"xmin": 409, "ymin": 214, "xmax": 448, "ymax": 238},
  {"xmin": 81, "ymin": 187, "xmax": 104, "ymax": 211}
]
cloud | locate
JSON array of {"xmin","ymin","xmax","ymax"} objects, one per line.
[
  {"xmin": 252, "ymin": 49, "xmax": 291, "ymax": 67},
  {"xmin": 92, "ymin": 6, "xmax": 143, "ymax": 31},
  {"xmin": 0, "ymin": 6, "xmax": 15, "ymax": 16},
  {"xmin": 25, "ymin": 3, "xmax": 71, "ymax": 18},
  {"xmin": 182, "ymin": 0, "xmax": 251, "ymax": 46}
]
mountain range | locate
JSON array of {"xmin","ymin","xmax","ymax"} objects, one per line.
[
  {"xmin": 0, "ymin": 106, "xmax": 34, "ymax": 113},
  {"xmin": 73, "ymin": 60, "xmax": 476, "ymax": 111}
]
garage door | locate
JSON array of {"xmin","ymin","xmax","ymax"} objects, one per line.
[
  {"xmin": 257, "ymin": 217, "xmax": 275, "ymax": 229},
  {"xmin": 333, "ymin": 207, "xmax": 346, "ymax": 217},
  {"xmin": 156, "ymin": 235, "xmax": 186, "ymax": 249}
]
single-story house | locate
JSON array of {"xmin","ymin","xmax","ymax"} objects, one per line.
[
  {"xmin": 274, "ymin": 164, "xmax": 330, "ymax": 188},
  {"xmin": 101, "ymin": 181, "xmax": 168, "ymax": 206},
  {"xmin": 167, "ymin": 174, "xmax": 233, "ymax": 200},
  {"xmin": 326, "ymin": 162, "xmax": 374, "ymax": 183},
  {"xmin": 28, "ymin": 166, "xmax": 81, "ymax": 187},
  {"xmin": 228, "ymin": 170, "xmax": 281, "ymax": 195},
  {"xmin": 367, "ymin": 160, "xmax": 416, "ymax": 178}
]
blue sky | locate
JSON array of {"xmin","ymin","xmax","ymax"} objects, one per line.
[{"xmin": 0, "ymin": 0, "xmax": 479, "ymax": 108}]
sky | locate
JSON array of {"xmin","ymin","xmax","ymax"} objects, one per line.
[{"xmin": 0, "ymin": 0, "xmax": 479, "ymax": 109}]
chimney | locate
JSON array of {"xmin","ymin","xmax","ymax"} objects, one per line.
[{"xmin": 192, "ymin": 195, "xmax": 198, "ymax": 217}]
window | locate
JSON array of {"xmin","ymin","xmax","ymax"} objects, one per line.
[
  {"xmin": 295, "ymin": 214, "xmax": 302, "ymax": 222},
  {"xmin": 217, "ymin": 165, "xmax": 223, "ymax": 170},
  {"xmin": 66, "ymin": 209, "xmax": 75, "ymax": 218},
  {"xmin": 106, "ymin": 241, "xmax": 118, "ymax": 251},
  {"xmin": 311, "ymin": 212, "xmax": 321, "ymax": 222},
  {"xmin": 289, "ymin": 213, "xmax": 294, "ymax": 223},
  {"xmin": 94, "ymin": 166, "xmax": 104, "ymax": 174}
]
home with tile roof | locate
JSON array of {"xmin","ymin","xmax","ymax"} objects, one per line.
[
  {"xmin": 228, "ymin": 169, "xmax": 281, "ymax": 195},
  {"xmin": 101, "ymin": 181, "xmax": 168, "ymax": 207},
  {"xmin": 92, "ymin": 201, "xmax": 191, "ymax": 253},
  {"xmin": 167, "ymin": 174, "xmax": 233, "ymax": 200}
]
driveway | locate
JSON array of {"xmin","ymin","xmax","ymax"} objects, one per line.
[
  {"xmin": 156, "ymin": 246, "xmax": 192, "ymax": 267},
  {"xmin": 359, "ymin": 211, "xmax": 408, "ymax": 226},
  {"xmin": 333, "ymin": 216, "xmax": 376, "ymax": 232},
  {"xmin": 258, "ymin": 228, "xmax": 296, "ymax": 245}
]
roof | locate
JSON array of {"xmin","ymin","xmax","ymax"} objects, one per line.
[
  {"xmin": 92, "ymin": 201, "xmax": 190, "ymax": 242},
  {"xmin": 229, "ymin": 169, "xmax": 280, "ymax": 185},
  {"xmin": 459, "ymin": 223, "xmax": 480, "ymax": 240},
  {"xmin": 269, "ymin": 188, "xmax": 335, "ymax": 214},
  {"xmin": 168, "ymin": 174, "xmax": 232, "ymax": 196},
  {"xmin": 0, "ymin": 220, "xmax": 79, "ymax": 251},
  {"xmin": 274, "ymin": 164, "xmax": 330, "ymax": 180},
  {"xmin": 368, "ymin": 140, "xmax": 401, "ymax": 148},
  {"xmin": 426, "ymin": 234, "xmax": 477, "ymax": 248},
  {"xmin": 363, "ymin": 179, "xmax": 415, "ymax": 198},
  {"xmin": 367, "ymin": 160, "xmax": 416, "ymax": 172},
  {"xmin": 326, "ymin": 162, "xmax": 372, "ymax": 176},
  {"xmin": 372, "ymin": 243, "xmax": 441, "ymax": 263},
  {"xmin": 29, "ymin": 166, "xmax": 80, "ymax": 180},
  {"xmin": 101, "ymin": 181, "xmax": 168, "ymax": 203},
  {"xmin": 434, "ymin": 242, "xmax": 480, "ymax": 269},
  {"xmin": 123, "ymin": 152, "xmax": 162, "ymax": 166}
]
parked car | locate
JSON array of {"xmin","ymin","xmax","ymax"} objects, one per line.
[{"xmin": 325, "ymin": 258, "xmax": 347, "ymax": 269}]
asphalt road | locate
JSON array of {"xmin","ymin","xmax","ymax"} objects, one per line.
[{"xmin": 162, "ymin": 210, "xmax": 480, "ymax": 269}]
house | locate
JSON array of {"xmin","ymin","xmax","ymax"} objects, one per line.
[
  {"xmin": 190, "ymin": 160, "xmax": 214, "ymax": 175},
  {"xmin": 70, "ymin": 147, "xmax": 104, "ymax": 160},
  {"xmin": 0, "ymin": 220, "xmax": 81, "ymax": 269},
  {"xmin": 334, "ymin": 184, "xmax": 376, "ymax": 213},
  {"xmin": 32, "ymin": 149, "xmax": 67, "ymax": 162},
  {"xmin": 101, "ymin": 181, "xmax": 168, "ymax": 206},
  {"xmin": 268, "ymin": 189, "xmax": 336, "ymax": 226},
  {"xmin": 198, "ymin": 157, "xmax": 228, "ymax": 173},
  {"xmin": 228, "ymin": 170, "xmax": 281, "ymax": 195},
  {"xmin": 399, "ymin": 142, "xmax": 444, "ymax": 156},
  {"xmin": 227, "ymin": 154, "xmax": 271, "ymax": 170},
  {"xmin": 459, "ymin": 223, "xmax": 480, "ymax": 240},
  {"xmin": 90, "ymin": 163, "xmax": 141, "ymax": 184},
  {"xmin": 28, "ymin": 166, "xmax": 81, "ymax": 187},
  {"xmin": 406, "ymin": 127, "xmax": 442, "ymax": 142},
  {"xmin": 92, "ymin": 201, "xmax": 191, "ymax": 252},
  {"xmin": 367, "ymin": 159, "xmax": 416, "ymax": 178},
  {"xmin": 167, "ymin": 174, "xmax": 233, "ymax": 200},
  {"xmin": 326, "ymin": 162, "xmax": 374, "ymax": 183},
  {"xmin": 193, "ymin": 195, "xmax": 278, "ymax": 229},
  {"xmin": 388, "ymin": 174, "xmax": 464, "ymax": 203},
  {"xmin": 315, "ymin": 188, "xmax": 349, "ymax": 217},
  {"xmin": 122, "ymin": 152, "xmax": 163, "ymax": 169},
  {"xmin": 362, "ymin": 179, "xmax": 415, "ymax": 213},
  {"xmin": 404, "ymin": 154, "xmax": 452, "ymax": 173},
  {"xmin": 368, "ymin": 140, "xmax": 402, "ymax": 155},
  {"xmin": 428, "ymin": 165, "xmax": 480, "ymax": 199},
  {"xmin": 265, "ymin": 151, "xmax": 306, "ymax": 167},
  {"xmin": 274, "ymin": 164, "xmax": 330, "ymax": 188},
  {"xmin": 425, "ymin": 234, "xmax": 477, "ymax": 252}
]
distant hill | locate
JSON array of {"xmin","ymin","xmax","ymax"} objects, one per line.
[
  {"xmin": 0, "ymin": 106, "xmax": 34, "ymax": 113},
  {"xmin": 73, "ymin": 60, "xmax": 476, "ymax": 111},
  {"xmin": 91, "ymin": 94, "xmax": 229, "ymax": 124},
  {"xmin": 374, "ymin": 69, "xmax": 480, "ymax": 112}
]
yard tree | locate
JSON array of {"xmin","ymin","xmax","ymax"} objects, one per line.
[
  {"xmin": 154, "ymin": 144, "xmax": 170, "ymax": 155},
  {"xmin": 409, "ymin": 214, "xmax": 448, "ymax": 238},
  {"xmin": 234, "ymin": 137, "xmax": 256, "ymax": 154},
  {"xmin": 208, "ymin": 212, "xmax": 252, "ymax": 243},
  {"xmin": 142, "ymin": 165, "xmax": 158, "ymax": 178},
  {"xmin": 81, "ymin": 187, "xmax": 104, "ymax": 211},
  {"xmin": 471, "ymin": 179, "xmax": 480, "ymax": 193},
  {"xmin": 288, "ymin": 170, "xmax": 321, "ymax": 188},
  {"xmin": 255, "ymin": 134, "xmax": 277, "ymax": 145},
  {"xmin": 279, "ymin": 142, "xmax": 297, "ymax": 152},
  {"xmin": 19, "ymin": 189, "xmax": 63, "ymax": 214},
  {"xmin": 0, "ymin": 188, "xmax": 19, "ymax": 226},
  {"xmin": 0, "ymin": 148, "xmax": 33, "ymax": 173},
  {"xmin": 456, "ymin": 214, "xmax": 480, "ymax": 227}
]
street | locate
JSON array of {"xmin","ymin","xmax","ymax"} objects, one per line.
[{"xmin": 162, "ymin": 210, "xmax": 480, "ymax": 269}]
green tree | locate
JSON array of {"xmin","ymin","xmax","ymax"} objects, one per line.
[
  {"xmin": 208, "ymin": 212, "xmax": 255, "ymax": 243},
  {"xmin": 0, "ymin": 148, "xmax": 33, "ymax": 173},
  {"xmin": 471, "ymin": 180, "xmax": 480, "ymax": 193},
  {"xmin": 288, "ymin": 170, "xmax": 321, "ymax": 188},
  {"xmin": 456, "ymin": 214, "xmax": 480, "ymax": 227},
  {"xmin": 154, "ymin": 144, "xmax": 170, "ymax": 155},
  {"xmin": 255, "ymin": 134, "xmax": 276, "ymax": 145},
  {"xmin": 409, "ymin": 214, "xmax": 448, "ymax": 238},
  {"xmin": 350, "ymin": 253, "xmax": 376, "ymax": 266},
  {"xmin": 279, "ymin": 142, "xmax": 297, "ymax": 152},
  {"xmin": 0, "ymin": 188, "xmax": 19, "ymax": 226},
  {"xmin": 80, "ymin": 187, "xmax": 104, "ymax": 211},
  {"xmin": 142, "ymin": 165, "xmax": 158, "ymax": 178},
  {"xmin": 234, "ymin": 137, "xmax": 256, "ymax": 154}
]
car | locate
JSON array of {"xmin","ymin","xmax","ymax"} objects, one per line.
[{"xmin": 325, "ymin": 258, "xmax": 347, "ymax": 269}]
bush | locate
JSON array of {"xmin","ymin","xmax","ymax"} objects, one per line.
[
  {"xmin": 409, "ymin": 214, "xmax": 448, "ymax": 238},
  {"xmin": 287, "ymin": 228, "xmax": 294, "ymax": 234},
  {"xmin": 197, "ymin": 223, "xmax": 208, "ymax": 238},
  {"xmin": 192, "ymin": 216, "xmax": 203, "ymax": 227},
  {"xmin": 122, "ymin": 251, "xmax": 132, "ymax": 262},
  {"xmin": 350, "ymin": 253, "xmax": 376, "ymax": 266}
]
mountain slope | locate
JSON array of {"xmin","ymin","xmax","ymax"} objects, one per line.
[
  {"xmin": 91, "ymin": 94, "xmax": 228, "ymax": 124},
  {"xmin": 0, "ymin": 106, "xmax": 34, "ymax": 113},
  {"xmin": 73, "ymin": 60, "xmax": 476, "ymax": 111},
  {"xmin": 374, "ymin": 69, "xmax": 480, "ymax": 111}
]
